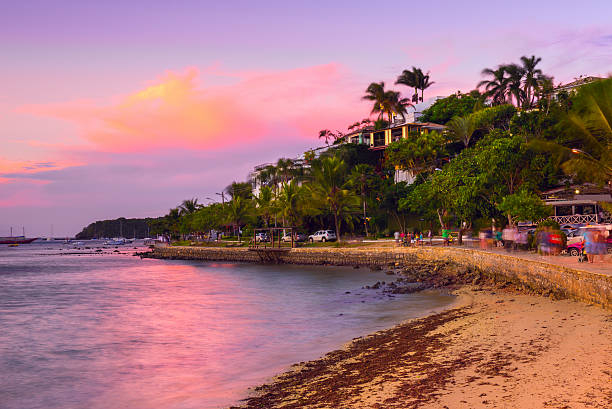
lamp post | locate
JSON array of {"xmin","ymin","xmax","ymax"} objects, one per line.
[{"xmin": 570, "ymin": 148, "xmax": 612, "ymax": 174}]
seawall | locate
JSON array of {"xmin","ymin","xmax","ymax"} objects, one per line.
[{"xmin": 149, "ymin": 246, "xmax": 612, "ymax": 309}]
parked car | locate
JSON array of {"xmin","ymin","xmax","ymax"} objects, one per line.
[
  {"xmin": 561, "ymin": 228, "xmax": 579, "ymax": 238},
  {"xmin": 281, "ymin": 232, "xmax": 308, "ymax": 242},
  {"xmin": 308, "ymin": 230, "xmax": 337, "ymax": 242},
  {"xmin": 566, "ymin": 240, "xmax": 583, "ymax": 257},
  {"xmin": 255, "ymin": 232, "xmax": 269, "ymax": 242}
]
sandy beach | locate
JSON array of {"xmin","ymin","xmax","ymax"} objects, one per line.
[{"xmin": 235, "ymin": 286, "xmax": 612, "ymax": 408}]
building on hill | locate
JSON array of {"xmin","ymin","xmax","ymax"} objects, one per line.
[
  {"xmin": 552, "ymin": 75, "xmax": 604, "ymax": 97},
  {"xmin": 343, "ymin": 121, "xmax": 446, "ymax": 150},
  {"xmin": 541, "ymin": 184, "xmax": 612, "ymax": 225},
  {"xmin": 342, "ymin": 121, "xmax": 446, "ymax": 184}
]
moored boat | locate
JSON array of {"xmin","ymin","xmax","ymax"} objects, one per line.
[{"xmin": 0, "ymin": 237, "xmax": 38, "ymax": 245}]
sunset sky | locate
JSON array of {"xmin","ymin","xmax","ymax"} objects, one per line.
[{"xmin": 2, "ymin": 0, "xmax": 612, "ymax": 236}]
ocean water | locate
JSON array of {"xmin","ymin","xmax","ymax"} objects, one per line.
[{"xmin": 0, "ymin": 242, "xmax": 454, "ymax": 409}]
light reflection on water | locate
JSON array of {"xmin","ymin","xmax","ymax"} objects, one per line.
[{"xmin": 0, "ymin": 243, "xmax": 454, "ymax": 409}]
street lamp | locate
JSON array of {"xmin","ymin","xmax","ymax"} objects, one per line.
[{"xmin": 570, "ymin": 148, "xmax": 612, "ymax": 173}]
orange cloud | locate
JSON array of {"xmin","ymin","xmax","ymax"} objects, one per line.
[{"xmin": 18, "ymin": 64, "xmax": 368, "ymax": 152}]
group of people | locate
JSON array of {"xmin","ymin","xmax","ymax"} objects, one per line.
[
  {"xmin": 478, "ymin": 227, "xmax": 528, "ymax": 250},
  {"xmin": 582, "ymin": 227, "xmax": 608, "ymax": 263},
  {"xmin": 536, "ymin": 227, "xmax": 564, "ymax": 256},
  {"xmin": 398, "ymin": 230, "xmax": 432, "ymax": 246}
]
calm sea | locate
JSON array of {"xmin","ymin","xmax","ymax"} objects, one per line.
[{"xmin": 0, "ymin": 241, "xmax": 454, "ymax": 409}]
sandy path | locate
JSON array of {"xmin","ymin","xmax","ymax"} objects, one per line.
[{"xmin": 235, "ymin": 287, "xmax": 612, "ymax": 409}]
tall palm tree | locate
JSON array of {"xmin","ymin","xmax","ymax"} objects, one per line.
[
  {"xmin": 277, "ymin": 180, "xmax": 303, "ymax": 226},
  {"xmin": 396, "ymin": 69, "xmax": 418, "ymax": 104},
  {"xmin": 348, "ymin": 164, "xmax": 375, "ymax": 236},
  {"xmin": 254, "ymin": 185, "xmax": 275, "ymax": 227},
  {"xmin": 179, "ymin": 198, "xmax": 201, "ymax": 215},
  {"xmin": 306, "ymin": 157, "xmax": 360, "ymax": 240},
  {"xmin": 416, "ymin": 70, "xmax": 435, "ymax": 102},
  {"xmin": 446, "ymin": 115, "xmax": 478, "ymax": 147},
  {"xmin": 225, "ymin": 196, "xmax": 253, "ymax": 242},
  {"xmin": 478, "ymin": 66, "xmax": 508, "ymax": 105},
  {"xmin": 504, "ymin": 63, "xmax": 526, "ymax": 107},
  {"xmin": 225, "ymin": 181, "xmax": 253, "ymax": 200},
  {"xmin": 536, "ymin": 74, "xmax": 555, "ymax": 115},
  {"xmin": 520, "ymin": 55, "xmax": 543, "ymax": 107},
  {"xmin": 363, "ymin": 82, "xmax": 396, "ymax": 123}
]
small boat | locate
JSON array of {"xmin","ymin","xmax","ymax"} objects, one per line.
[{"xmin": 105, "ymin": 238, "xmax": 126, "ymax": 245}]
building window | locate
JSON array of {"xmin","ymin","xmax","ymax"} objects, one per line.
[
  {"xmin": 373, "ymin": 131, "xmax": 385, "ymax": 147},
  {"xmin": 391, "ymin": 128, "xmax": 403, "ymax": 142}
]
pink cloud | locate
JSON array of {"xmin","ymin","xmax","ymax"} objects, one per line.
[
  {"xmin": 18, "ymin": 64, "xmax": 369, "ymax": 153},
  {"xmin": 0, "ymin": 157, "xmax": 82, "ymax": 184}
]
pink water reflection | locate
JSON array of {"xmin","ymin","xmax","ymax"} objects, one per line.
[{"xmin": 0, "ymin": 246, "xmax": 454, "ymax": 409}]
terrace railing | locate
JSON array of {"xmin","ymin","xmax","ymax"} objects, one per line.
[{"xmin": 550, "ymin": 214, "xmax": 598, "ymax": 224}]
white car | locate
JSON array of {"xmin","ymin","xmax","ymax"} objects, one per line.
[{"xmin": 308, "ymin": 230, "xmax": 337, "ymax": 242}]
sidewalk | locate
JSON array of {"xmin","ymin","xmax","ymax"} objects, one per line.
[{"xmin": 437, "ymin": 241, "xmax": 611, "ymax": 276}]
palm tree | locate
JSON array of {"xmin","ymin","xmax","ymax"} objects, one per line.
[
  {"xmin": 535, "ymin": 74, "xmax": 555, "ymax": 115},
  {"xmin": 416, "ymin": 70, "xmax": 435, "ymax": 102},
  {"xmin": 520, "ymin": 55, "xmax": 543, "ymax": 107},
  {"xmin": 531, "ymin": 78, "xmax": 612, "ymax": 188},
  {"xmin": 225, "ymin": 196, "xmax": 253, "ymax": 242},
  {"xmin": 254, "ymin": 185, "xmax": 275, "ymax": 227},
  {"xmin": 478, "ymin": 66, "xmax": 508, "ymax": 105},
  {"xmin": 306, "ymin": 157, "xmax": 360, "ymax": 240},
  {"xmin": 277, "ymin": 180, "xmax": 302, "ymax": 226},
  {"xmin": 179, "ymin": 198, "xmax": 201, "ymax": 215},
  {"xmin": 363, "ymin": 82, "xmax": 399, "ymax": 123},
  {"xmin": 504, "ymin": 63, "xmax": 526, "ymax": 107},
  {"xmin": 446, "ymin": 115, "xmax": 478, "ymax": 147},
  {"xmin": 348, "ymin": 164, "xmax": 375, "ymax": 236},
  {"xmin": 225, "ymin": 181, "xmax": 253, "ymax": 200},
  {"xmin": 560, "ymin": 79, "xmax": 612, "ymax": 185},
  {"xmin": 391, "ymin": 93, "xmax": 414, "ymax": 121},
  {"xmin": 396, "ymin": 69, "xmax": 418, "ymax": 103}
]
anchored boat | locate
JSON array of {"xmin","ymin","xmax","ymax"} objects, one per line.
[{"xmin": 0, "ymin": 236, "xmax": 38, "ymax": 245}]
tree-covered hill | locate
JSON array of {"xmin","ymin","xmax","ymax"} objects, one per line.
[{"xmin": 75, "ymin": 217, "xmax": 158, "ymax": 239}]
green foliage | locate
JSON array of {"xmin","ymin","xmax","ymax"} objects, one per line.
[
  {"xmin": 419, "ymin": 94, "xmax": 481, "ymax": 124},
  {"xmin": 305, "ymin": 156, "xmax": 361, "ymax": 238},
  {"xmin": 470, "ymin": 104, "xmax": 516, "ymax": 131},
  {"xmin": 560, "ymin": 78, "xmax": 612, "ymax": 184},
  {"xmin": 277, "ymin": 180, "xmax": 303, "ymax": 226},
  {"xmin": 225, "ymin": 181, "xmax": 253, "ymax": 200},
  {"xmin": 497, "ymin": 190, "xmax": 551, "ymax": 224},
  {"xmin": 322, "ymin": 143, "xmax": 379, "ymax": 168},
  {"xmin": 385, "ymin": 131, "xmax": 447, "ymax": 174},
  {"xmin": 225, "ymin": 196, "xmax": 254, "ymax": 241},
  {"xmin": 189, "ymin": 203, "xmax": 224, "ymax": 232},
  {"xmin": 445, "ymin": 115, "xmax": 478, "ymax": 148}
]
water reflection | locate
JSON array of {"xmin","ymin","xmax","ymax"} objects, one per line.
[{"xmin": 0, "ymin": 244, "xmax": 453, "ymax": 409}]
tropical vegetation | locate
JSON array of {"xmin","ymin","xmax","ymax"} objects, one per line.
[{"xmin": 132, "ymin": 57, "xmax": 610, "ymax": 244}]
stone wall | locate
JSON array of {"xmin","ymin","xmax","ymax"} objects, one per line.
[{"xmin": 150, "ymin": 246, "xmax": 612, "ymax": 309}]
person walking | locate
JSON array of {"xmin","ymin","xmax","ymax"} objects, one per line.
[
  {"xmin": 442, "ymin": 228, "xmax": 450, "ymax": 246},
  {"xmin": 583, "ymin": 228, "xmax": 595, "ymax": 263}
]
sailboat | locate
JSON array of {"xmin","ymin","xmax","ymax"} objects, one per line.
[{"xmin": 0, "ymin": 227, "xmax": 37, "ymax": 244}]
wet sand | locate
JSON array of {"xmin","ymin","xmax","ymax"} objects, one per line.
[{"xmin": 234, "ymin": 287, "xmax": 612, "ymax": 408}]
